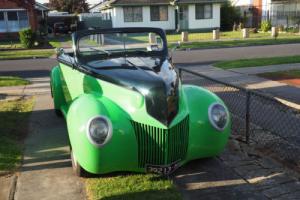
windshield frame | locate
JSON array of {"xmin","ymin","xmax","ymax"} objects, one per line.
[{"xmin": 72, "ymin": 27, "xmax": 169, "ymax": 62}]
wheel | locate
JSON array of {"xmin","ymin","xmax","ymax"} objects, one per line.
[
  {"xmin": 55, "ymin": 109, "xmax": 63, "ymax": 117},
  {"xmin": 71, "ymin": 150, "xmax": 88, "ymax": 177},
  {"xmin": 51, "ymin": 81, "xmax": 63, "ymax": 117}
]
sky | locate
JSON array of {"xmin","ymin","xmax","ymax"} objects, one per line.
[{"xmin": 36, "ymin": 0, "xmax": 100, "ymax": 5}]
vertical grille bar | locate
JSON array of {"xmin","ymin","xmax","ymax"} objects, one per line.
[{"xmin": 132, "ymin": 115, "xmax": 189, "ymax": 168}]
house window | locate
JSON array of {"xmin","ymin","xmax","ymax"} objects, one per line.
[
  {"xmin": 0, "ymin": 12, "xmax": 5, "ymax": 33},
  {"xmin": 123, "ymin": 6, "xmax": 143, "ymax": 22},
  {"xmin": 150, "ymin": 6, "xmax": 168, "ymax": 21},
  {"xmin": 18, "ymin": 11, "xmax": 29, "ymax": 29},
  {"xmin": 7, "ymin": 11, "xmax": 19, "ymax": 32},
  {"xmin": 195, "ymin": 4, "xmax": 212, "ymax": 19},
  {"xmin": 0, "ymin": 10, "xmax": 29, "ymax": 33}
]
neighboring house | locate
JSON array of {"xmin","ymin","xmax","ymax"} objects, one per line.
[
  {"xmin": 231, "ymin": 0, "xmax": 262, "ymax": 28},
  {"xmin": 0, "ymin": 0, "xmax": 49, "ymax": 39},
  {"xmin": 232, "ymin": 0, "xmax": 300, "ymax": 28},
  {"xmin": 97, "ymin": 0, "xmax": 226, "ymax": 31},
  {"xmin": 262, "ymin": 0, "xmax": 300, "ymax": 27}
]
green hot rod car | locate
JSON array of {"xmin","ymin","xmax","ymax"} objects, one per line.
[{"xmin": 51, "ymin": 28, "xmax": 230, "ymax": 177}]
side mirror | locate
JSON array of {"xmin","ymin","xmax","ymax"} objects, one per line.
[
  {"xmin": 169, "ymin": 42, "xmax": 180, "ymax": 63},
  {"xmin": 56, "ymin": 48, "xmax": 65, "ymax": 57}
]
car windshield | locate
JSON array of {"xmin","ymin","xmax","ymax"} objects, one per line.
[{"xmin": 78, "ymin": 31, "xmax": 165, "ymax": 57}]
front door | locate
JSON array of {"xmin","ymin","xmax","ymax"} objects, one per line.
[{"xmin": 179, "ymin": 6, "xmax": 189, "ymax": 30}]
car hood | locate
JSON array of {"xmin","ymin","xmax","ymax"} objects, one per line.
[{"xmin": 82, "ymin": 56, "xmax": 179, "ymax": 125}]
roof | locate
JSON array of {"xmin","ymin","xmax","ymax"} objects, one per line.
[
  {"xmin": 176, "ymin": 0, "xmax": 227, "ymax": 3},
  {"xmin": 99, "ymin": 0, "xmax": 226, "ymax": 9},
  {"xmin": 35, "ymin": 2, "xmax": 50, "ymax": 11}
]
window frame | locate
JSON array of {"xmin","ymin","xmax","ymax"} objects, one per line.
[
  {"xmin": 0, "ymin": 10, "xmax": 29, "ymax": 33},
  {"xmin": 123, "ymin": 6, "xmax": 143, "ymax": 22},
  {"xmin": 195, "ymin": 4, "xmax": 213, "ymax": 20},
  {"xmin": 150, "ymin": 5, "xmax": 168, "ymax": 21}
]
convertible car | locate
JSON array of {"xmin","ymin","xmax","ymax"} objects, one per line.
[{"xmin": 51, "ymin": 27, "xmax": 230, "ymax": 177}]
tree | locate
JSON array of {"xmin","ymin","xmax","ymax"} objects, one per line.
[
  {"xmin": 220, "ymin": 2, "xmax": 241, "ymax": 31},
  {"xmin": 49, "ymin": 0, "xmax": 89, "ymax": 14}
]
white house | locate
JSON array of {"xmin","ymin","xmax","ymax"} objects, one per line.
[
  {"xmin": 261, "ymin": 0, "xmax": 300, "ymax": 27},
  {"xmin": 96, "ymin": 0, "xmax": 226, "ymax": 31},
  {"xmin": 231, "ymin": 0, "xmax": 300, "ymax": 28}
]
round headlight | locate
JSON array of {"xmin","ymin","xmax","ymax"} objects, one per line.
[
  {"xmin": 208, "ymin": 103, "xmax": 228, "ymax": 131},
  {"xmin": 87, "ymin": 116, "xmax": 112, "ymax": 147}
]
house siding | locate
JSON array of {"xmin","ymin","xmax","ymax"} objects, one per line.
[
  {"xmin": 188, "ymin": 3, "xmax": 221, "ymax": 29},
  {"xmin": 103, "ymin": 3, "xmax": 221, "ymax": 31},
  {"xmin": 110, "ymin": 6, "xmax": 176, "ymax": 30}
]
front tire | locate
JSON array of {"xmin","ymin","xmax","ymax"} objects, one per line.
[{"xmin": 71, "ymin": 150, "xmax": 88, "ymax": 177}]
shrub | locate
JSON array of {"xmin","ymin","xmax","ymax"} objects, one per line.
[
  {"xmin": 19, "ymin": 29, "xmax": 36, "ymax": 48},
  {"xmin": 221, "ymin": 2, "xmax": 241, "ymax": 31},
  {"xmin": 261, "ymin": 20, "xmax": 272, "ymax": 32}
]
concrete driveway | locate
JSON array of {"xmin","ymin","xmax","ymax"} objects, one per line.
[{"xmin": 8, "ymin": 78, "xmax": 85, "ymax": 200}]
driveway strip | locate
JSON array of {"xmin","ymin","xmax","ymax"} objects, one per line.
[{"xmin": 12, "ymin": 78, "xmax": 85, "ymax": 200}]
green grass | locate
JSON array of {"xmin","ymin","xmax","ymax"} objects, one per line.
[
  {"xmin": 259, "ymin": 70, "xmax": 300, "ymax": 79},
  {"xmin": 0, "ymin": 98, "xmax": 34, "ymax": 172},
  {"xmin": 172, "ymin": 37, "xmax": 300, "ymax": 50},
  {"xmin": 214, "ymin": 55, "xmax": 300, "ymax": 69},
  {"xmin": 130, "ymin": 31, "xmax": 291, "ymax": 43},
  {"xmin": 167, "ymin": 31, "xmax": 273, "ymax": 42},
  {"xmin": 0, "ymin": 76, "xmax": 30, "ymax": 87},
  {"xmin": 0, "ymin": 49, "xmax": 54, "ymax": 60},
  {"xmin": 86, "ymin": 174, "xmax": 182, "ymax": 200},
  {"xmin": 0, "ymin": 41, "xmax": 23, "ymax": 49},
  {"xmin": 49, "ymin": 36, "xmax": 72, "ymax": 48}
]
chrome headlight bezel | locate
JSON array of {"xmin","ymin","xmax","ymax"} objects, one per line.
[
  {"xmin": 208, "ymin": 103, "xmax": 229, "ymax": 131},
  {"xmin": 86, "ymin": 116, "xmax": 113, "ymax": 147}
]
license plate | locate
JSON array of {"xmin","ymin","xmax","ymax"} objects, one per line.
[{"xmin": 146, "ymin": 161, "xmax": 180, "ymax": 175}]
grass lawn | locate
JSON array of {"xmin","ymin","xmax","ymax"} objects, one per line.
[
  {"xmin": 49, "ymin": 36, "xmax": 72, "ymax": 48},
  {"xmin": 0, "ymin": 41, "xmax": 23, "ymax": 49},
  {"xmin": 167, "ymin": 31, "xmax": 273, "ymax": 42},
  {"xmin": 0, "ymin": 49, "xmax": 54, "ymax": 60},
  {"xmin": 0, "ymin": 98, "xmax": 34, "ymax": 172},
  {"xmin": 214, "ymin": 55, "xmax": 300, "ymax": 69},
  {"xmin": 86, "ymin": 174, "xmax": 182, "ymax": 200},
  {"xmin": 0, "ymin": 76, "xmax": 30, "ymax": 87}
]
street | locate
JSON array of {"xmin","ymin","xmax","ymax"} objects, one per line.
[{"xmin": 1, "ymin": 43, "xmax": 300, "ymax": 78}]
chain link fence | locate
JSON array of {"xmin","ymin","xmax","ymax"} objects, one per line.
[{"xmin": 179, "ymin": 68, "xmax": 300, "ymax": 167}]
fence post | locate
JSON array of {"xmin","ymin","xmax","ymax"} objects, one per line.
[
  {"xmin": 213, "ymin": 29, "xmax": 220, "ymax": 40},
  {"xmin": 245, "ymin": 91, "xmax": 250, "ymax": 144},
  {"xmin": 149, "ymin": 33, "xmax": 157, "ymax": 44},
  {"xmin": 271, "ymin": 27, "xmax": 278, "ymax": 38},
  {"xmin": 181, "ymin": 32, "xmax": 189, "ymax": 42},
  {"xmin": 242, "ymin": 28, "xmax": 249, "ymax": 38}
]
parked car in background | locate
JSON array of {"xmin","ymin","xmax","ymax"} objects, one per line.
[{"xmin": 53, "ymin": 22, "xmax": 70, "ymax": 35}]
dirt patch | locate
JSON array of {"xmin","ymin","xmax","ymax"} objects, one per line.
[
  {"xmin": 258, "ymin": 70, "xmax": 300, "ymax": 88},
  {"xmin": 278, "ymin": 79, "xmax": 300, "ymax": 87}
]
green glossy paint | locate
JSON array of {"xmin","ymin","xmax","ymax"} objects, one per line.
[{"xmin": 51, "ymin": 63, "xmax": 231, "ymax": 174}]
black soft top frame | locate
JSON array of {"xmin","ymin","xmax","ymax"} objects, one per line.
[{"xmin": 71, "ymin": 27, "xmax": 169, "ymax": 60}]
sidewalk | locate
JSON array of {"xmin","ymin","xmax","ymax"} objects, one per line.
[
  {"xmin": 173, "ymin": 43, "xmax": 300, "ymax": 65},
  {"xmin": 181, "ymin": 63, "xmax": 300, "ymax": 106},
  {"xmin": 0, "ymin": 78, "xmax": 85, "ymax": 200}
]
